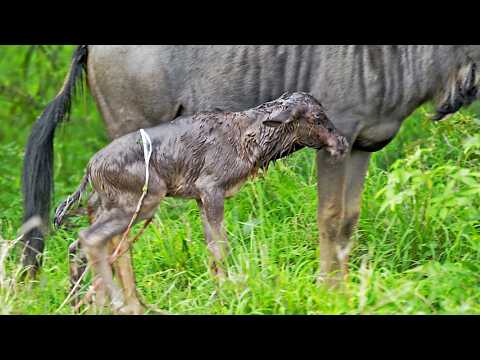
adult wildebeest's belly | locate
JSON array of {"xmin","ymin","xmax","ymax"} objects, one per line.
[
  {"xmin": 353, "ymin": 119, "xmax": 403, "ymax": 152},
  {"xmin": 87, "ymin": 45, "xmax": 332, "ymax": 139},
  {"xmin": 86, "ymin": 45, "xmax": 408, "ymax": 149},
  {"xmin": 87, "ymin": 46, "xmax": 182, "ymax": 138}
]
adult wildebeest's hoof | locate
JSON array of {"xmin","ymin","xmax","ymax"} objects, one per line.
[{"xmin": 316, "ymin": 271, "xmax": 346, "ymax": 290}]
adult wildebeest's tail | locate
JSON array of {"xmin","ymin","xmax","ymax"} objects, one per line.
[
  {"xmin": 53, "ymin": 174, "xmax": 90, "ymax": 229},
  {"xmin": 21, "ymin": 45, "xmax": 89, "ymax": 274}
]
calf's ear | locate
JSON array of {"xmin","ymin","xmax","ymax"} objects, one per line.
[{"xmin": 263, "ymin": 107, "xmax": 297, "ymax": 128}]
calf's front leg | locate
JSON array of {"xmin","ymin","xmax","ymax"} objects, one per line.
[{"xmin": 197, "ymin": 190, "xmax": 229, "ymax": 278}]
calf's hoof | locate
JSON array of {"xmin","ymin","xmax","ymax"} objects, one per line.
[
  {"xmin": 116, "ymin": 303, "xmax": 146, "ymax": 315},
  {"xmin": 116, "ymin": 303, "xmax": 169, "ymax": 315}
]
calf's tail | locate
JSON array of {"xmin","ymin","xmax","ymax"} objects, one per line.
[{"xmin": 53, "ymin": 174, "xmax": 90, "ymax": 229}]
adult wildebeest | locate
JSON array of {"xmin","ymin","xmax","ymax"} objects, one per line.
[{"xmin": 22, "ymin": 45, "xmax": 480, "ymax": 286}]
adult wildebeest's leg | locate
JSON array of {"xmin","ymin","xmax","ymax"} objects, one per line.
[
  {"xmin": 316, "ymin": 150, "xmax": 347, "ymax": 286},
  {"xmin": 196, "ymin": 193, "xmax": 229, "ymax": 278},
  {"xmin": 316, "ymin": 149, "xmax": 371, "ymax": 286},
  {"xmin": 341, "ymin": 150, "xmax": 371, "ymax": 276}
]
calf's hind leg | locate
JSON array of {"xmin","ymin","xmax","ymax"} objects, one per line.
[
  {"xmin": 79, "ymin": 208, "xmax": 133, "ymax": 312},
  {"xmin": 68, "ymin": 239, "xmax": 88, "ymax": 307},
  {"xmin": 68, "ymin": 193, "xmax": 100, "ymax": 307},
  {"xmin": 109, "ymin": 233, "xmax": 147, "ymax": 315}
]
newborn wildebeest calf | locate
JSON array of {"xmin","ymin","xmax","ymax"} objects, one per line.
[{"xmin": 54, "ymin": 92, "xmax": 348, "ymax": 314}]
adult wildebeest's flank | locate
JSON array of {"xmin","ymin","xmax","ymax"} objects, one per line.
[
  {"xmin": 22, "ymin": 45, "xmax": 480, "ymax": 286},
  {"xmin": 54, "ymin": 92, "xmax": 348, "ymax": 313}
]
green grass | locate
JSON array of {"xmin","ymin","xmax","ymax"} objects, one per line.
[{"xmin": 1, "ymin": 46, "xmax": 480, "ymax": 314}]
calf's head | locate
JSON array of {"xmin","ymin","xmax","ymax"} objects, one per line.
[{"xmin": 262, "ymin": 92, "xmax": 348, "ymax": 159}]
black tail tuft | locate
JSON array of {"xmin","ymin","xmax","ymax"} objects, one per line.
[{"xmin": 21, "ymin": 45, "xmax": 88, "ymax": 273}]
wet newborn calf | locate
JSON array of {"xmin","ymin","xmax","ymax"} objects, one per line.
[{"xmin": 55, "ymin": 92, "xmax": 348, "ymax": 314}]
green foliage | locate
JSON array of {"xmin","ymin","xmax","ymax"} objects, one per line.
[{"xmin": 1, "ymin": 45, "xmax": 480, "ymax": 314}]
